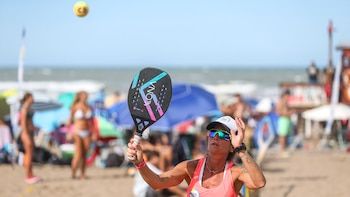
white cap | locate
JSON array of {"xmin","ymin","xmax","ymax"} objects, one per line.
[
  {"xmin": 255, "ymin": 98, "xmax": 272, "ymax": 113},
  {"xmin": 206, "ymin": 116, "xmax": 237, "ymax": 134}
]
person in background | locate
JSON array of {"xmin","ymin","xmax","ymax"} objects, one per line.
[
  {"xmin": 68, "ymin": 91, "xmax": 94, "ymax": 179},
  {"xmin": 307, "ymin": 61, "xmax": 319, "ymax": 84},
  {"xmin": 19, "ymin": 92, "xmax": 42, "ymax": 184},
  {"xmin": 232, "ymin": 94, "xmax": 247, "ymax": 119},
  {"xmin": 323, "ymin": 65, "xmax": 335, "ymax": 102},
  {"xmin": 154, "ymin": 133, "xmax": 173, "ymax": 171},
  {"xmin": 0, "ymin": 118, "xmax": 12, "ymax": 163},
  {"xmin": 133, "ymin": 150, "xmax": 186, "ymax": 197},
  {"xmin": 220, "ymin": 94, "xmax": 248, "ymax": 120},
  {"xmin": 276, "ymin": 90, "xmax": 294, "ymax": 157},
  {"xmin": 104, "ymin": 91, "xmax": 122, "ymax": 108},
  {"xmin": 191, "ymin": 134, "xmax": 206, "ymax": 160}
]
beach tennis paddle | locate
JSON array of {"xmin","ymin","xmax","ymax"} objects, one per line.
[{"xmin": 128, "ymin": 67, "xmax": 172, "ymax": 145}]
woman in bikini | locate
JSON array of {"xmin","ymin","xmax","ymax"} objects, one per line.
[
  {"xmin": 19, "ymin": 92, "xmax": 42, "ymax": 184},
  {"xmin": 68, "ymin": 91, "xmax": 94, "ymax": 179},
  {"xmin": 127, "ymin": 116, "xmax": 266, "ymax": 196}
]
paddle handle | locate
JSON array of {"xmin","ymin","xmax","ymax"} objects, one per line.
[
  {"xmin": 133, "ymin": 134, "xmax": 141, "ymax": 145},
  {"xmin": 129, "ymin": 134, "xmax": 142, "ymax": 160}
]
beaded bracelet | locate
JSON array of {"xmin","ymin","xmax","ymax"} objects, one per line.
[{"xmin": 135, "ymin": 160, "xmax": 146, "ymax": 169}]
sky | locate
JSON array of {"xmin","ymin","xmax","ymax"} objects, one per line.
[{"xmin": 0, "ymin": 0, "xmax": 349, "ymax": 68}]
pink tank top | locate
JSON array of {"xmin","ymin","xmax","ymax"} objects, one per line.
[{"xmin": 186, "ymin": 157, "xmax": 237, "ymax": 197}]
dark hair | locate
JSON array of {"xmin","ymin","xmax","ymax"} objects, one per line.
[
  {"xmin": 227, "ymin": 151, "xmax": 234, "ymax": 161},
  {"xmin": 20, "ymin": 92, "xmax": 32, "ymax": 106},
  {"xmin": 281, "ymin": 89, "xmax": 291, "ymax": 96}
]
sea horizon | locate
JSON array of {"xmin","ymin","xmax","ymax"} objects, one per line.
[{"xmin": 0, "ymin": 66, "xmax": 309, "ymax": 96}]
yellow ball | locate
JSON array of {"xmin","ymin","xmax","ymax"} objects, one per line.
[{"xmin": 73, "ymin": 1, "xmax": 89, "ymax": 17}]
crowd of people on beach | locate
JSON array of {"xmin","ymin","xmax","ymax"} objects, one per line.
[{"xmin": 1, "ymin": 76, "xmax": 349, "ymax": 196}]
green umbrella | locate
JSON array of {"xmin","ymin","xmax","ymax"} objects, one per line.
[
  {"xmin": 95, "ymin": 116, "xmax": 123, "ymax": 138},
  {"xmin": 58, "ymin": 92, "xmax": 75, "ymax": 109}
]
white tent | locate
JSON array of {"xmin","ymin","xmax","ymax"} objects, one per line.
[
  {"xmin": 302, "ymin": 103, "xmax": 350, "ymax": 138},
  {"xmin": 302, "ymin": 103, "xmax": 350, "ymax": 121}
]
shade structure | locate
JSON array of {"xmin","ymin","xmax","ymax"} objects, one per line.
[
  {"xmin": 31, "ymin": 102, "xmax": 62, "ymax": 111},
  {"xmin": 108, "ymin": 83, "xmax": 221, "ymax": 131},
  {"xmin": 302, "ymin": 103, "xmax": 350, "ymax": 121},
  {"xmin": 33, "ymin": 107, "xmax": 69, "ymax": 132}
]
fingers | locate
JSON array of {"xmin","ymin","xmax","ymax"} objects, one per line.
[
  {"xmin": 234, "ymin": 117, "xmax": 245, "ymax": 139},
  {"xmin": 127, "ymin": 139, "xmax": 138, "ymax": 162},
  {"xmin": 235, "ymin": 117, "xmax": 246, "ymax": 130}
]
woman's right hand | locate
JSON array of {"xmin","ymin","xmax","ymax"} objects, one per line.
[{"xmin": 127, "ymin": 138, "xmax": 144, "ymax": 165}]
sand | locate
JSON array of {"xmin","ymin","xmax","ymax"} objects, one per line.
[
  {"xmin": 259, "ymin": 150, "xmax": 350, "ymax": 197},
  {"xmin": 1, "ymin": 149, "xmax": 349, "ymax": 197}
]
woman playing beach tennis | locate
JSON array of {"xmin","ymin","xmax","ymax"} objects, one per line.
[{"xmin": 127, "ymin": 116, "xmax": 266, "ymax": 196}]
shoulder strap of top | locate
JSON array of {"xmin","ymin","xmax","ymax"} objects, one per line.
[
  {"xmin": 186, "ymin": 158, "xmax": 205, "ymax": 194},
  {"xmin": 227, "ymin": 161, "xmax": 234, "ymax": 169}
]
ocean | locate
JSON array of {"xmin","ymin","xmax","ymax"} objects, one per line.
[{"xmin": 0, "ymin": 66, "xmax": 307, "ymax": 97}]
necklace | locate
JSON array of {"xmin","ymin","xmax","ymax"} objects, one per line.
[{"xmin": 206, "ymin": 160, "xmax": 225, "ymax": 175}]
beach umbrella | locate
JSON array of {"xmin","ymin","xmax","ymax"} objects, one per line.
[
  {"xmin": 33, "ymin": 107, "xmax": 69, "ymax": 132},
  {"xmin": 302, "ymin": 103, "xmax": 350, "ymax": 121},
  {"xmin": 58, "ymin": 92, "xmax": 75, "ymax": 109},
  {"xmin": 107, "ymin": 100, "xmax": 172, "ymax": 131},
  {"xmin": 31, "ymin": 101, "xmax": 62, "ymax": 111},
  {"xmin": 108, "ymin": 83, "xmax": 220, "ymax": 131},
  {"xmin": 94, "ymin": 116, "xmax": 123, "ymax": 138}
]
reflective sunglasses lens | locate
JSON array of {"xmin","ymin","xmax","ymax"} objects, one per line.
[{"xmin": 209, "ymin": 130, "xmax": 230, "ymax": 141}]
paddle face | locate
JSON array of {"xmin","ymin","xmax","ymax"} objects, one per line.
[{"xmin": 128, "ymin": 67, "xmax": 172, "ymax": 136}]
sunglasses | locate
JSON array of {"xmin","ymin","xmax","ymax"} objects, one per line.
[{"xmin": 208, "ymin": 130, "xmax": 231, "ymax": 141}]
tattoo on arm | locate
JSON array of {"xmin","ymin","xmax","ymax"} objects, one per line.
[
  {"xmin": 241, "ymin": 167, "xmax": 248, "ymax": 174},
  {"xmin": 159, "ymin": 177, "xmax": 169, "ymax": 183},
  {"xmin": 241, "ymin": 153, "xmax": 253, "ymax": 164}
]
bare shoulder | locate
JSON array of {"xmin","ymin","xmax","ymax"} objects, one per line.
[{"xmin": 175, "ymin": 159, "xmax": 200, "ymax": 178}]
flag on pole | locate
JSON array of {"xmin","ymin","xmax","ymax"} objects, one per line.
[{"xmin": 17, "ymin": 27, "xmax": 26, "ymax": 95}]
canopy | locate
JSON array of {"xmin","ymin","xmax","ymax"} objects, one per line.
[
  {"xmin": 108, "ymin": 83, "xmax": 221, "ymax": 131},
  {"xmin": 302, "ymin": 103, "xmax": 350, "ymax": 121},
  {"xmin": 31, "ymin": 102, "xmax": 62, "ymax": 111},
  {"xmin": 33, "ymin": 107, "xmax": 69, "ymax": 132}
]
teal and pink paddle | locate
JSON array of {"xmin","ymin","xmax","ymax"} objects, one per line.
[{"xmin": 127, "ymin": 67, "xmax": 172, "ymax": 145}]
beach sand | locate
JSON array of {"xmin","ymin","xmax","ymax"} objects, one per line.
[
  {"xmin": 1, "ymin": 149, "xmax": 349, "ymax": 197},
  {"xmin": 259, "ymin": 150, "xmax": 350, "ymax": 197}
]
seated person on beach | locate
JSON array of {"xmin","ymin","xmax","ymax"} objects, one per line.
[
  {"xmin": 0, "ymin": 118, "xmax": 12, "ymax": 162},
  {"xmin": 151, "ymin": 133, "xmax": 173, "ymax": 171},
  {"xmin": 128, "ymin": 116, "xmax": 266, "ymax": 197},
  {"xmin": 133, "ymin": 150, "xmax": 186, "ymax": 197}
]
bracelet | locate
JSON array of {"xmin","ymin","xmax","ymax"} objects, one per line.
[
  {"xmin": 234, "ymin": 143, "xmax": 247, "ymax": 154},
  {"xmin": 135, "ymin": 160, "xmax": 146, "ymax": 169}
]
